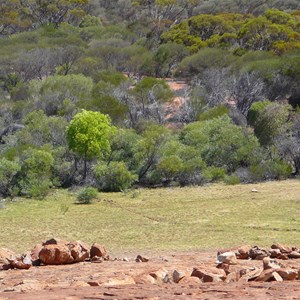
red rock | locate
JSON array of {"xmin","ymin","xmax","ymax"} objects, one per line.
[
  {"xmin": 68, "ymin": 241, "xmax": 89, "ymax": 263},
  {"xmin": 237, "ymin": 245, "xmax": 251, "ymax": 259},
  {"xmin": 249, "ymin": 246, "xmax": 269, "ymax": 260},
  {"xmin": 0, "ymin": 248, "xmax": 16, "ymax": 270},
  {"xmin": 31, "ymin": 244, "xmax": 42, "ymax": 266},
  {"xmin": 135, "ymin": 255, "xmax": 149, "ymax": 262},
  {"xmin": 270, "ymin": 249, "xmax": 281, "ymax": 258},
  {"xmin": 276, "ymin": 268, "xmax": 298, "ymax": 280},
  {"xmin": 271, "ymin": 244, "xmax": 292, "ymax": 254},
  {"xmin": 9, "ymin": 254, "xmax": 32, "ymax": 270},
  {"xmin": 239, "ymin": 267, "xmax": 263, "ymax": 282},
  {"xmin": 39, "ymin": 244, "xmax": 74, "ymax": 265},
  {"xmin": 225, "ymin": 271, "xmax": 240, "ymax": 283},
  {"xmin": 256, "ymin": 269, "xmax": 277, "ymax": 282},
  {"xmin": 191, "ymin": 267, "xmax": 226, "ymax": 283},
  {"xmin": 263, "ymin": 257, "xmax": 284, "ymax": 270},
  {"xmin": 288, "ymin": 251, "xmax": 300, "ymax": 259},
  {"xmin": 172, "ymin": 270, "xmax": 185, "ymax": 283},
  {"xmin": 272, "ymin": 271, "xmax": 283, "ymax": 282},
  {"xmin": 149, "ymin": 268, "xmax": 170, "ymax": 283},
  {"xmin": 90, "ymin": 243, "xmax": 107, "ymax": 258},
  {"xmin": 216, "ymin": 252, "xmax": 237, "ymax": 265}
]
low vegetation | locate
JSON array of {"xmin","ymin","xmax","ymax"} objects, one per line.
[{"xmin": 0, "ymin": 180, "xmax": 299, "ymax": 253}]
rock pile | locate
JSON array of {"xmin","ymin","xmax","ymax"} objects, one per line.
[
  {"xmin": 0, "ymin": 238, "xmax": 108, "ymax": 270},
  {"xmin": 218, "ymin": 243, "xmax": 300, "ymax": 261}
]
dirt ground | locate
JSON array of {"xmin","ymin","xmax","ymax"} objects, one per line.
[{"xmin": 1, "ymin": 251, "xmax": 300, "ymax": 300}]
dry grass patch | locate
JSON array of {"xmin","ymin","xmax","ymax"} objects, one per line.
[{"xmin": 0, "ymin": 180, "xmax": 300, "ymax": 253}]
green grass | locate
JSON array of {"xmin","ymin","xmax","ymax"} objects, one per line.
[{"xmin": 0, "ymin": 180, "xmax": 300, "ymax": 253}]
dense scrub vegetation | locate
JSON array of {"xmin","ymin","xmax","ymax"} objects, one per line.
[{"xmin": 0, "ymin": 0, "xmax": 300, "ymax": 198}]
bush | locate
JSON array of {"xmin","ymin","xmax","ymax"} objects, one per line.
[
  {"xmin": 76, "ymin": 187, "xmax": 98, "ymax": 204},
  {"xmin": 203, "ymin": 167, "xmax": 226, "ymax": 182},
  {"xmin": 224, "ymin": 175, "xmax": 241, "ymax": 185},
  {"xmin": 250, "ymin": 160, "xmax": 292, "ymax": 181},
  {"xmin": 94, "ymin": 161, "xmax": 137, "ymax": 192},
  {"xmin": 0, "ymin": 158, "xmax": 21, "ymax": 197}
]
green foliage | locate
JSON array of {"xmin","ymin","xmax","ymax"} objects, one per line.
[
  {"xmin": 224, "ymin": 174, "xmax": 241, "ymax": 185},
  {"xmin": 94, "ymin": 161, "xmax": 137, "ymax": 192},
  {"xmin": 250, "ymin": 160, "xmax": 292, "ymax": 181},
  {"xmin": 203, "ymin": 167, "xmax": 226, "ymax": 182},
  {"xmin": 182, "ymin": 116, "xmax": 260, "ymax": 172},
  {"xmin": 198, "ymin": 105, "xmax": 229, "ymax": 121},
  {"xmin": 76, "ymin": 187, "xmax": 98, "ymax": 204},
  {"xmin": 0, "ymin": 158, "xmax": 21, "ymax": 197},
  {"xmin": 156, "ymin": 155, "xmax": 184, "ymax": 182},
  {"xmin": 67, "ymin": 110, "xmax": 113, "ymax": 160},
  {"xmin": 19, "ymin": 148, "xmax": 54, "ymax": 198},
  {"xmin": 252, "ymin": 103, "xmax": 291, "ymax": 146},
  {"xmin": 248, "ymin": 100, "xmax": 272, "ymax": 126}
]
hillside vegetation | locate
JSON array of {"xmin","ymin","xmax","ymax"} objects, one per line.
[{"xmin": 0, "ymin": 0, "xmax": 300, "ymax": 198}]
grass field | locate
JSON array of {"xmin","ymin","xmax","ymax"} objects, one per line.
[{"xmin": 0, "ymin": 180, "xmax": 300, "ymax": 253}]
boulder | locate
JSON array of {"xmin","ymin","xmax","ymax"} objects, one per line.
[
  {"xmin": 90, "ymin": 243, "xmax": 107, "ymax": 258},
  {"xmin": 149, "ymin": 268, "xmax": 170, "ymax": 283},
  {"xmin": 225, "ymin": 271, "xmax": 240, "ymax": 283},
  {"xmin": 191, "ymin": 267, "xmax": 226, "ymax": 283},
  {"xmin": 30, "ymin": 244, "xmax": 43, "ymax": 266},
  {"xmin": 256, "ymin": 269, "xmax": 280, "ymax": 282},
  {"xmin": 0, "ymin": 248, "xmax": 16, "ymax": 270},
  {"xmin": 249, "ymin": 246, "xmax": 269, "ymax": 260},
  {"xmin": 276, "ymin": 268, "xmax": 298, "ymax": 280},
  {"xmin": 271, "ymin": 244, "xmax": 292, "ymax": 254},
  {"xmin": 263, "ymin": 257, "xmax": 284, "ymax": 270},
  {"xmin": 9, "ymin": 254, "xmax": 32, "ymax": 270},
  {"xmin": 68, "ymin": 241, "xmax": 89, "ymax": 263},
  {"xmin": 39, "ymin": 244, "xmax": 74, "ymax": 265},
  {"xmin": 239, "ymin": 267, "xmax": 263, "ymax": 282},
  {"xmin": 216, "ymin": 252, "xmax": 237, "ymax": 265},
  {"xmin": 236, "ymin": 245, "xmax": 251, "ymax": 259},
  {"xmin": 288, "ymin": 251, "xmax": 300, "ymax": 259},
  {"xmin": 270, "ymin": 248, "xmax": 281, "ymax": 259}
]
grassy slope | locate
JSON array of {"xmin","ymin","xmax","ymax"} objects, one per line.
[{"xmin": 0, "ymin": 180, "xmax": 300, "ymax": 253}]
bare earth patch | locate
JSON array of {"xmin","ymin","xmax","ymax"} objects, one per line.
[{"xmin": 1, "ymin": 251, "xmax": 300, "ymax": 300}]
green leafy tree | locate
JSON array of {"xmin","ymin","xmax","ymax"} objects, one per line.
[{"xmin": 66, "ymin": 110, "xmax": 114, "ymax": 180}]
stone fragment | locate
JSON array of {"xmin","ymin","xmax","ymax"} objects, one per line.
[
  {"xmin": 149, "ymin": 268, "xmax": 169, "ymax": 283},
  {"xmin": 90, "ymin": 243, "xmax": 107, "ymax": 258},
  {"xmin": 216, "ymin": 252, "xmax": 237, "ymax": 265},
  {"xmin": 31, "ymin": 244, "xmax": 42, "ymax": 266},
  {"xmin": 68, "ymin": 241, "xmax": 89, "ymax": 263},
  {"xmin": 236, "ymin": 245, "xmax": 251, "ymax": 259},
  {"xmin": 0, "ymin": 248, "xmax": 16, "ymax": 270},
  {"xmin": 249, "ymin": 246, "xmax": 269, "ymax": 260},
  {"xmin": 239, "ymin": 267, "xmax": 263, "ymax": 282},
  {"xmin": 263, "ymin": 257, "xmax": 284, "ymax": 270},
  {"xmin": 135, "ymin": 255, "xmax": 149, "ymax": 262},
  {"xmin": 191, "ymin": 267, "xmax": 226, "ymax": 283},
  {"xmin": 172, "ymin": 270, "xmax": 185, "ymax": 283},
  {"xmin": 225, "ymin": 271, "xmax": 240, "ymax": 283},
  {"xmin": 288, "ymin": 251, "xmax": 300, "ymax": 259},
  {"xmin": 271, "ymin": 244, "xmax": 292, "ymax": 254},
  {"xmin": 256, "ymin": 269, "xmax": 277, "ymax": 282},
  {"xmin": 9, "ymin": 254, "xmax": 32, "ymax": 270},
  {"xmin": 276, "ymin": 268, "xmax": 298, "ymax": 280}
]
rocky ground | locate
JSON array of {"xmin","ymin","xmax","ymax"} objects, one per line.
[{"xmin": 2, "ymin": 242, "xmax": 300, "ymax": 300}]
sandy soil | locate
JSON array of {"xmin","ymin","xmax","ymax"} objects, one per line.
[{"xmin": 1, "ymin": 251, "xmax": 300, "ymax": 300}]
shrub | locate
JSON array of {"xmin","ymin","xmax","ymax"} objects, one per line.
[
  {"xmin": 250, "ymin": 160, "xmax": 292, "ymax": 181},
  {"xmin": 203, "ymin": 167, "xmax": 226, "ymax": 182},
  {"xmin": 0, "ymin": 158, "xmax": 21, "ymax": 197},
  {"xmin": 76, "ymin": 187, "xmax": 98, "ymax": 204},
  {"xmin": 224, "ymin": 175, "xmax": 241, "ymax": 185},
  {"xmin": 94, "ymin": 161, "xmax": 137, "ymax": 192}
]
